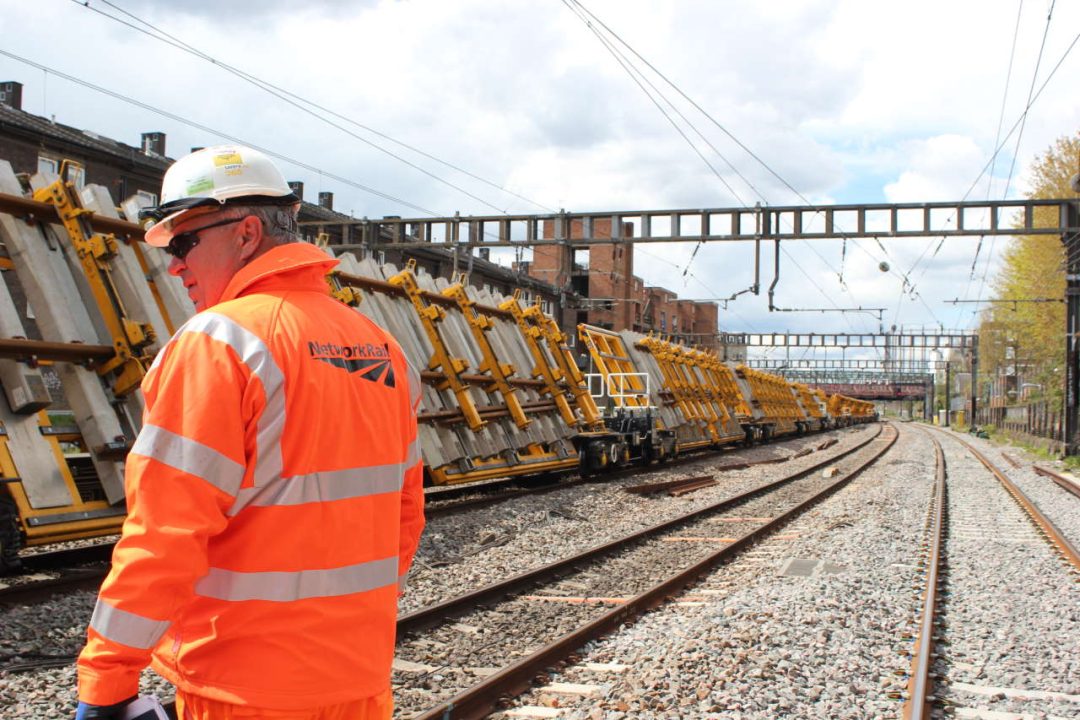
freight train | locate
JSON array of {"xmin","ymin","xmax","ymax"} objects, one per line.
[
  {"xmin": 569, "ymin": 325, "xmax": 877, "ymax": 474},
  {"xmin": 0, "ymin": 175, "xmax": 876, "ymax": 567}
]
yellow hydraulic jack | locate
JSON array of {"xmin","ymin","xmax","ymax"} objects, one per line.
[
  {"xmin": 389, "ymin": 260, "xmax": 485, "ymax": 430},
  {"xmin": 443, "ymin": 276, "xmax": 530, "ymax": 430},
  {"xmin": 33, "ymin": 162, "xmax": 155, "ymax": 396}
]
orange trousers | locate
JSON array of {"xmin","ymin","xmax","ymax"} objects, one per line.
[{"xmin": 175, "ymin": 690, "xmax": 393, "ymax": 720}]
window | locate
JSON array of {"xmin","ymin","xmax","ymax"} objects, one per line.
[
  {"xmin": 67, "ymin": 164, "xmax": 85, "ymax": 190},
  {"xmin": 541, "ymin": 299, "xmax": 552, "ymax": 315},
  {"xmin": 37, "ymin": 156, "xmax": 58, "ymax": 176},
  {"xmin": 660, "ymin": 311, "xmax": 666, "ymax": 331},
  {"xmin": 136, "ymin": 189, "xmax": 158, "ymax": 206}
]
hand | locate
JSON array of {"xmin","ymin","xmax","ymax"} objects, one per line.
[{"xmin": 75, "ymin": 696, "xmax": 136, "ymax": 720}]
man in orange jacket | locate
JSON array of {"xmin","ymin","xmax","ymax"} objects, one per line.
[{"xmin": 75, "ymin": 145, "xmax": 425, "ymax": 720}]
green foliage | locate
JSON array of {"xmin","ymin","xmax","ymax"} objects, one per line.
[{"xmin": 977, "ymin": 132, "xmax": 1079, "ymax": 412}]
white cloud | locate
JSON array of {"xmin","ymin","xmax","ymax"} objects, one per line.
[{"xmin": 0, "ymin": 0, "xmax": 1076, "ymax": 340}]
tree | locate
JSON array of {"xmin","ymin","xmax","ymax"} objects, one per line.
[{"xmin": 978, "ymin": 132, "xmax": 1079, "ymax": 411}]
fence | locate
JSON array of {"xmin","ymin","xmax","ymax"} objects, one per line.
[{"xmin": 983, "ymin": 401, "xmax": 1064, "ymax": 453}]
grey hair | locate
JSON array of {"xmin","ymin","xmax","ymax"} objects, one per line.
[{"xmin": 226, "ymin": 204, "xmax": 299, "ymax": 244}]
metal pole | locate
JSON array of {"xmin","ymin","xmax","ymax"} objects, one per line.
[
  {"xmin": 926, "ymin": 376, "xmax": 934, "ymax": 422},
  {"xmin": 945, "ymin": 362, "xmax": 951, "ymax": 427},
  {"xmin": 970, "ymin": 340, "xmax": 978, "ymax": 428},
  {"xmin": 1064, "ymin": 200, "xmax": 1080, "ymax": 454}
]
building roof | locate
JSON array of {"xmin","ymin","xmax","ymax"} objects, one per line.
[{"xmin": 0, "ymin": 103, "xmax": 171, "ymax": 172}]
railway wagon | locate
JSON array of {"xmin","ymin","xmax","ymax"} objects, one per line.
[
  {"xmin": 826, "ymin": 393, "xmax": 879, "ymax": 425},
  {"xmin": 573, "ymin": 325, "xmax": 874, "ymax": 472},
  {"xmin": 0, "ymin": 159, "xmax": 879, "ymax": 567}
]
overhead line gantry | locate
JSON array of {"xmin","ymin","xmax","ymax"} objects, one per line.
[{"xmin": 306, "ymin": 198, "xmax": 1079, "ymax": 250}]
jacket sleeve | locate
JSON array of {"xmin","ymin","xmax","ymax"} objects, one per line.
[
  {"xmin": 397, "ymin": 357, "xmax": 425, "ymax": 591},
  {"xmin": 77, "ymin": 331, "xmax": 251, "ymax": 705}
]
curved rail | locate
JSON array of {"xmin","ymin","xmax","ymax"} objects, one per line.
[
  {"xmin": 412, "ymin": 423, "xmax": 896, "ymax": 719},
  {"xmin": 400, "ymin": 424, "xmax": 884, "ymax": 635},
  {"xmin": 1032, "ymin": 465, "xmax": 1080, "ymax": 500},
  {"xmin": 933, "ymin": 429, "xmax": 1080, "ymax": 573}
]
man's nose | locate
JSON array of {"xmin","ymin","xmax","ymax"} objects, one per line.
[{"xmin": 167, "ymin": 254, "xmax": 185, "ymax": 276}]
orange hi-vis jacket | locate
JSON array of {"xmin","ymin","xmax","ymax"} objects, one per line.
[{"xmin": 77, "ymin": 243, "xmax": 425, "ymax": 709}]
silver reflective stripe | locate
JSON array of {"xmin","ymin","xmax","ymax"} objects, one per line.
[
  {"xmin": 195, "ymin": 556, "xmax": 398, "ymax": 602},
  {"xmin": 155, "ymin": 312, "xmax": 286, "ymax": 489},
  {"xmin": 131, "ymin": 424, "xmax": 244, "ymax": 497},
  {"xmin": 405, "ymin": 436, "xmax": 421, "ymax": 467},
  {"xmin": 230, "ymin": 463, "xmax": 406, "ymax": 512},
  {"xmin": 89, "ymin": 598, "xmax": 170, "ymax": 650}
]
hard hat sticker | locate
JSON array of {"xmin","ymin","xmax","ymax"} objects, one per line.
[
  {"xmin": 214, "ymin": 151, "xmax": 245, "ymax": 176},
  {"xmin": 213, "ymin": 152, "xmax": 243, "ymax": 167},
  {"xmin": 186, "ymin": 177, "xmax": 215, "ymax": 196}
]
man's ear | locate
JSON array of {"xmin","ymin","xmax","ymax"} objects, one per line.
[{"xmin": 237, "ymin": 215, "xmax": 264, "ymax": 262}]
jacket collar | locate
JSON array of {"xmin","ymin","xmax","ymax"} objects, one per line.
[{"xmin": 217, "ymin": 243, "xmax": 340, "ymax": 304}]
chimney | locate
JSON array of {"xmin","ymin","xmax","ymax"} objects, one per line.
[
  {"xmin": 318, "ymin": 191, "xmax": 333, "ymax": 210},
  {"xmin": 0, "ymin": 81, "xmax": 23, "ymax": 110},
  {"xmin": 142, "ymin": 132, "xmax": 166, "ymax": 156},
  {"xmin": 288, "ymin": 181, "xmax": 304, "ymax": 202}
]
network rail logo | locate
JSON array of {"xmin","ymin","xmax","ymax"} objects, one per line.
[{"xmin": 308, "ymin": 340, "xmax": 395, "ymax": 388}]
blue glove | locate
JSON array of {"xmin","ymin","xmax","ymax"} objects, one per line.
[{"xmin": 75, "ymin": 696, "xmax": 136, "ymax": 720}]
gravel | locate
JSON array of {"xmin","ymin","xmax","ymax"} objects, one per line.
[
  {"xmin": 0, "ymin": 428, "xmax": 871, "ymax": 719},
  {"xmin": 941, "ymin": 426, "xmax": 1080, "ymax": 551},
  {"xmin": 393, "ymin": 426, "xmax": 890, "ymax": 716},
  {"xmin": 404, "ymin": 426, "xmax": 878, "ymax": 613},
  {"xmin": 930, "ymin": 430, "xmax": 1080, "ymax": 720},
  {"xmin": 496, "ymin": 422, "xmax": 937, "ymax": 719}
]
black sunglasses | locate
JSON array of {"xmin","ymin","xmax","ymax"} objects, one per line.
[{"xmin": 165, "ymin": 217, "xmax": 245, "ymax": 259}]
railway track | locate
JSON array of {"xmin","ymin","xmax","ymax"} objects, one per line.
[
  {"xmin": 1032, "ymin": 464, "xmax": 1080, "ymax": 500},
  {"xmin": 1, "ymin": 429, "xmax": 854, "ymax": 603},
  {"xmin": 0, "ymin": 542, "xmax": 114, "ymax": 606},
  {"xmin": 393, "ymin": 422, "xmax": 895, "ymax": 718},
  {"xmin": 903, "ymin": 427, "xmax": 1080, "ymax": 720},
  {"xmin": 424, "ymin": 429, "xmax": 844, "ymax": 518}
]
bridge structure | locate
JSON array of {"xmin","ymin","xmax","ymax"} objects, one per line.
[{"xmin": 300, "ymin": 198, "xmax": 1079, "ymax": 448}]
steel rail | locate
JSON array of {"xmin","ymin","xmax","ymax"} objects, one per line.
[
  {"xmin": 424, "ymin": 426, "xmax": 841, "ymax": 516},
  {"xmin": 1000, "ymin": 452, "xmax": 1023, "ymax": 469},
  {"xmin": 400, "ymin": 424, "xmax": 884, "ymax": 636},
  {"xmin": 932, "ymin": 429, "xmax": 1080, "ymax": 573},
  {"xmin": 0, "ymin": 542, "xmax": 115, "ymax": 605},
  {"xmin": 0, "ymin": 568, "xmax": 109, "ymax": 606},
  {"xmin": 903, "ymin": 429, "xmax": 946, "ymax": 720},
  {"xmin": 411, "ymin": 423, "xmax": 896, "ymax": 719},
  {"xmin": 1032, "ymin": 465, "xmax": 1080, "ymax": 500}
]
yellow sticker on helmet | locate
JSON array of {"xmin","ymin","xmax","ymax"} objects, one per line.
[
  {"xmin": 213, "ymin": 152, "xmax": 243, "ymax": 167},
  {"xmin": 214, "ymin": 151, "xmax": 244, "ymax": 176}
]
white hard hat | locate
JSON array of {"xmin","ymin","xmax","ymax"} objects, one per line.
[{"xmin": 141, "ymin": 145, "xmax": 299, "ymax": 247}]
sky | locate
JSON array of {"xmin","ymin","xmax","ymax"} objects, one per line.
[{"xmin": 1, "ymin": 0, "xmax": 1078, "ymax": 364}]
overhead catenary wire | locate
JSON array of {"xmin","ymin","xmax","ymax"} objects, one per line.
[
  {"xmin": 561, "ymin": 0, "xmax": 882, "ymax": 338},
  {"xmin": 968, "ymin": 0, "xmax": 1057, "ymax": 325},
  {"xmin": 564, "ymin": 0, "xmax": 901, "ymax": 285},
  {"xmin": 73, "ymin": 0, "xmax": 556, "ymax": 215},
  {"xmin": 0, "ymin": 49, "xmax": 438, "ymax": 217},
  {"xmin": 562, "ymin": 0, "xmax": 915, "ymax": 341},
  {"xmin": 558, "ymin": 0, "xmax": 744, "ymax": 205},
  {"xmin": 897, "ymin": 16, "xmax": 1080, "ymax": 309},
  {"xmin": 965, "ymin": 0, "xmax": 1025, "ymax": 297}
]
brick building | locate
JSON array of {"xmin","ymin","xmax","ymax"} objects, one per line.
[
  {"xmin": 527, "ymin": 216, "xmax": 722, "ymax": 351},
  {"xmin": 0, "ymin": 80, "xmax": 562, "ymax": 318}
]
